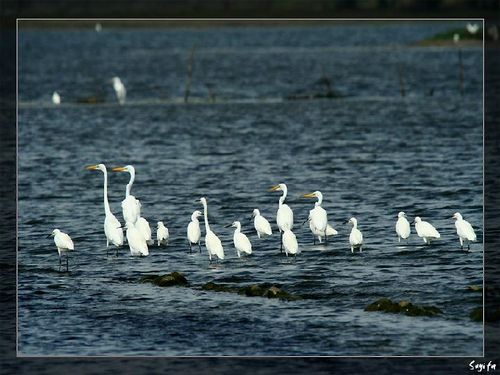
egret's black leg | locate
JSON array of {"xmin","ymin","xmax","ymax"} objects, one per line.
[
  {"xmin": 115, "ymin": 247, "xmax": 118, "ymax": 257},
  {"xmin": 59, "ymin": 256, "xmax": 62, "ymax": 271},
  {"xmin": 198, "ymin": 242, "xmax": 202, "ymax": 253},
  {"xmin": 188, "ymin": 240, "xmax": 192, "ymax": 253},
  {"xmin": 280, "ymin": 232, "xmax": 283, "ymax": 253},
  {"xmin": 66, "ymin": 256, "xmax": 69, "ymax": 272},
  {"xmin": 313, "ymin": 235, "xmax": 316, "ymax": 245},
  {"xmin": 324, "ymin": 230, "xmax": 328, "ymax": 245}
]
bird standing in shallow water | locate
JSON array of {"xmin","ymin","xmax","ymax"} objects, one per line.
[
  {"xmin": 346, "ymin": 217, "xmax": 363, "ymax": 253},
  {"xmin": 414, "ymin": 217, "xmax": 440, "ymax": 245},
  {"xmin": 49, "ymin": 229, "xmax": 74, "ymax": 271},
  {"xmin": 125, "ymin": 221, "xmax": 149, "ymax": 256},
  {"xmin": 52, "ymin": 91, "xmax": 61, "ymax": 105},
  {"xmin": 111, "ymin": 76, "xmax": 126, "ymax": 105},
  {"xmin": 269, "ymin": 183, "xmax": 294, "ymax": 252},
  {"xmin": 229, "ymin": 221, "xmax": 252, "ymax": 257},
  {"xmin": 252, "ymin": 209, "xmax": 272, "ymax": 239},
  {"xmin": 282, "ymin": 228, "xmax": 299, "ymax": 257},
  {"xmin": 187, "ymin": 210, "xmax": 202, "ymax": 253},
  {"xmin": 395, "ymin": 211, "xmax": 411, "ymax": 243},
  {"xmin": 302, "ymin": 191, "xmax": 336, "ymax": 244},
  {"xmin": 200, "ymin": 197, "xmax": 224, "ymax": 262},
  {"xmin": 157, "ymin": 221, "xmax": 169, "ymax": 246},
  {"xmin": 452, "ymin": 212, "xmax": 476, "ymax": 250}
]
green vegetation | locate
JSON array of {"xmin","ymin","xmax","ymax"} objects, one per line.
[{"xmin": 365, "ymin": 298, "xmax": 443, "ymax": 317}]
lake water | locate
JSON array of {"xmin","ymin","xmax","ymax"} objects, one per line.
[{"xmin": 18, "ymin": 21, "xmax": 483, "ymax": 356}]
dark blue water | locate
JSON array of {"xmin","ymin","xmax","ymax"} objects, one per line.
[{"xmin": 18, "ymin": 22, "xmax": 483, "ymax": 356}]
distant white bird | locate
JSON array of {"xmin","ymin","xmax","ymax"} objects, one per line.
[
  {"xmin": 269, "ymin": 183, "xmax": 294, "ymax": 252},
  {"xmin": 112, "ymin": 165, "xmax": 141, "ymax": 225},
  {"xmin": 452, "ymin": 212, "xmax": 477, "ymax": 250},
  {"xmin": 111, "ymin": 76, "xmax": 126, "ymax": 105},
  {"xmin": 252, "ymin": 209, "xmax": 272, "ymax": 238},
  {"xmin": 282, "ymin": 228, "xmax": 299, "ymax": 256},
  {"xmin": 200, "ymin": 197, "xmax": 224, "ymax": 262},
  {"xmin": 95, "ymin": 23, "xmax": 102, "ymax": 32},
  {"xmin": 230, "ymin": 221, "xmax": 252, "ymax": 257},
  {"xmin": 466, "ymin": 23, "xmax": 479, "ymax": 35},
  {"xmin": 125, "ymin": 221, "xmax": 149, "ymax": 256},
  {"xmin": 187, "ymin": 210, "xmax": 202, "ymax": 252},
  {"xmin": 414, "ymin": 216, "xmax": 440, "ymax": 245},
  {"xmin": 395, "ymin": 211, "xmax": 411, "ymax": 243},
  {"xmin": 453, "ymin": 33, "xmax": 460, "ymax": 44},
  {"xmin": 52, "ymin": 91, "xmax": 61, "ymax": 105},
  {"xmin": 49, "ymin": 229, "xmax": 74, "ymax": 271},
  {"xmin": 85, "ymin": 164, "xmax": 124, "ymax": 255},
  {"xmin": 157, "ymin": 221, "xmax": 169, "ymax": 246},
  {"xmin": 136, "ymin": 216, "xmax": 153, "ymax": 245},
  {"xmin": 305, "ymin": 216, "xmax": 337, "ymax": 244},
  {"xmin": 302, "ymin": 191, "xmax": 332, "ymax": 244},
  {"xmin": 347, "ymin": 217, "xmax": 363, "ymax": 253}
]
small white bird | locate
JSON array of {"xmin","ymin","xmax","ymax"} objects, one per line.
[
  {"xmin": 111, "ymin": 76, "xmax": 126, "ymax": 105},
  {"xmin": 49, "ymin": 229, "xmax": 74, "ymax": 271},
  {"xmin": 347, "ymin": 217, "xmax": 363, "ymax": 253},
  {"xmin": 452, "ymin": 212, "xmax": 477, "ymax": 250},
  {"xmin": 52, "ymin": 91, "xmax": 61, "ymax": 105},
  {"xmin": 187, "ymin": 210, "xmax": 202, "ymax": 253},
  {"xmin": 269, "ymin": 183, "xmax": 294, "ymax": 252},
  {"xmin": 95, "ymin": 23, "xmax": 102, "ymax": 32},
  {"xmin": 157, "ymin": 221, "xmax": 169, "ymax": 246},
  {"xmin": 395, "ymin": 211, "xmax": 411, "ymax": 243},
  {"xmin": 136, "ymin": 216, "xmax": 153, "ymax": 244},
  {"xmin": 200, "ymin": 197, "xmax": 224, "ymax": 262},
  {"xmin": 466, "ymin": 23, "xmax": 479, "ymax": 35},
  {"xmin": 125, "ymin": 221, "xmax": 149, "ymax": 256},
  {"xmin": 252, "ymin": 209, "xmax": 272, "ymax": 238},
  {"xmin": 414, "ymin": 216, "xmax": 440, "ymax": 245},
  {"xmin": 229, "ymin": 221, "xmax": 252, "ymax": 257},
  {"xmin": 282, "ymin": 228, "xmax": 299, "ymax": 257},
  {"xmin": 302, "ymin": 191, "xmax": 332, "ymax": 244},
  {"xmin": 453, "ymin": 33, "xmax": 460, "ymax": 44}
]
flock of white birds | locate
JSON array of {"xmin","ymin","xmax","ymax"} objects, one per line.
[{"xmin": 48, "ymin": 164, "xmax": 478, "ymax": 271}]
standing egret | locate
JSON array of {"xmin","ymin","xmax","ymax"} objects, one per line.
[
  {"xmin": 48, "ymin": 229, "xmax": 74, "ymax": 271},
  {"xmin": 269, "ymin": 183, "xmax": 294, "ymax": 252},
  {"xmin": 414, "ymin": 217, "xmax": 440, "ymax": 245},
  {"xmin": 136, "ymin": 215, "xmax": 153, "ymax": 245},
  {"xmin": 125, "ymin": 221, "xmax": 149, "ymax": 256},
  {"xmin": 200, "ymin": 197, "xmax": 224, "ymax": 262},
  {"xmin": 452, "ymin": 212, "xmax": 477, "ymax": 250},
  {"xmin": 95, "ymin": 23, "xmax": 102, "ymax": 32},
  {"xmin": 157, "ymin": 221, "xmax": 169, "ymax": 246},
  {"xmin": 252, "ymin": 209, "xmax": 272, "ymax": 238},
  {"xmin": 85, "ymin": 164, "xmax": 124, "ymax": 256},
  {"xmin": 302, "ymin": 191, "xmax": 329, "ymax": 244},
  {"xmin": 282, "ymin": 228, "xmax": 299, "ymax": 257},
  {"xmin": 466, "ymin": 23, "xmax": 479, "ymax": 34},
  {"xmin": 229, "ymin": 221, "xmax": 252, "ymax": 257},
  {"xmin": 187, "ymin": 210, "xmax": 202, "ymax": 253},
  {"xmin": 111, "ymin": 165, "xmax": 141, "ymax": 225},
  {"xmin": 395, "ymin": 211, "xmax": 411, "ymax": 243},
  {"xmin": 111, "ymin": 76, "xmax": 126, "ymax": 105},
  {"xmin": 304, "ymin": 216, "xmax": 337, "ymax": 244},
  {"xmin": 346, "ymin": 217, "xmax": 363, "ymax": 253},
  {"xmin": 52, "ymin": 91, "xmax": 61, "ymax": 105}
]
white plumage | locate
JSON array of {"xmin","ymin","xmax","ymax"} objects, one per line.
[
  {"xmin": 156, "ymin": 221, "xmax": 169, "ymax": 246},
  {"xmin": 231, "ymin": 221, "xmax": 252, "ymax": 257},
  {"xmin": 52, "ymin": 91, "xmax": 61, "ymax": 105},
  {"xmin": 200, "ymin": 197, "xmax": 224, "ymax": 261},
  {"xmin": 112, "ymin": 165, "xmax": 141, "ymax": 225},
  {"xmin": 270, "ymin": 183, "xmax": 294, "ymax": 252},
  {"xmin": 282, "ymin": 228, "xmax": 299, "ymax": 256},
  {"xmin": 466, "ymin": 23, "xmax": 479, "ymax": 34},
  {"xmin": 395, "ymin": 211, "xmax": 411, "ymax": 243},
  {"xmin": 308, "ymin": 217, "xmax": 338, "ymax": 243},
  {"xmin": 125, "ymin": 221, "xmax": 149, "ymax": 256},
  {"xmin": 347, "ymin": 217, "xmax": 363, "ymax": 252},
  {"xmin": 452, "ymin": 212, "xmax": 476, "ymax": 250},
  {"xmin": 187, "ymin": 210, "xmax": 202, "ymax": 252},
  {"xmin": 302, "ymin": 191, "xmax": 336, "ymax": 244},
  {"xmin": 50, "ymin": 229, "xmax": 74, "ymax": 271},
  {"xmin": 252, "ymin": 209, "xmax": 272, "ymax": 238},
  {"xmin": 136, "ymin": 216, "xmax": 153, "ymax": 244},
  {"xmin": 111, "ymin": 76, "xmax": 126, "ymax": 105},
  {"xmin": 414, "ymin": 216, "xmax": 440, "ymax": 244}
]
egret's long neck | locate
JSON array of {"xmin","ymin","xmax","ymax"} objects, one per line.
[
  {"xmin": 102, "ymin": 169, "xmax": 111, "ymax": 216},
  {"xmin": 315, "ymin": 195, "xmax": 323, "ymax": 206},
  {"xmin": 279, "ymin": 187, "xmax": 287, "ymax": 206},
  {"xmin": 191, "ymin": 213, "xmax": 199, "ymax": 222},
  {"xmin": 202, "ymin": 201, "xmax": 210, "ymax": 232},
  {"xmin": 126, "ymin": 170, "xmax": 135, "ymax": 197},
  {"xmin": 352, "ymin": 221, "xmax": 357, "ymax": 229},
  {"xmin": 235, "ymin": 223, "xmax": 241, "ymax": 234}
]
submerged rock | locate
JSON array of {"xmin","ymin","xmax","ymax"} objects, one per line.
[
  {"xmin": 365, "ymin": 298, "xmax": 442, "ymax": 317},
  {"xmin": 141, "ymin": 272, "xmax": 188, "ymax": 287},
  {"xmin": 467, "ymin": 285, "xmax": 483, "ymax": 293},
  {"xmin": 201, "ymin": 282, "xmax": 301, "ymax": 301},
  {"xmin": 470, "ymin": 307, "xmax": 483, "ymax": 322}
]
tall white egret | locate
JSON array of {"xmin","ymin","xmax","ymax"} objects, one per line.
[
  {"xmin": 282, "ymin": 228, "xmax": 299, "ymax": 256},
  {"xmin": 252, "ymin": 209, "xmax": 272, "ymax": 238},
  {"xmin": 111, "ymin": 165, "xmax": 141, "ymax": 225},
  {"xmin": 269, "ymin": 183, "xmax": 294, "ymax": 252},
  {"xmin": 157, "ymin": 221, "xmax": 169, "ymax": 246},
  {"xmin": 395, "ymin": 211, "xmax": 411, "ymax": 243},
  {"xmin": 200, "ymin": 197, "xmax": 224, "ymax": 262},
  {"xmin": 187, "ymin": 210, "xmax": 202, "ymax": 253},
  {"xmin": 48, "ymin": 229, "xmax": 74, "ymax": 271},
  {"xmin": 229, "ymin": 221, "xmax": 252, "ymax": 257},
  {"xmin": 452, "ymin": 212, "xmax": 477, "ymax": 250},
  {"xmin": 414, "ymin": 217, "xmax": 440, "ymax": 245},
  {"xmin": 304, "ymin": 216, "xmax": 337, "ymax": 244},
  {"xmin": 125, "ymin": 221, "xmax": 149, "ymax": 256},
  {"xmin": 346, "ymin": 217, "xmax": 363, "ymax": 253},
  {"xmin": 85, "ymin": 164, "xmax": 124, "ymax": 256},
  {"xmin": 111, "ymin": 76, "xmax": 126, "ymax": 105},
  {"xmin": 52, "ymin": 91, "xmax": 61, "ymax": 105},
  {"xmin": 466, "ymin": 23, "xmax": 479, "ymax": 34},
  {"xmin": 302, "ymin": 191, "xmax": 330, "ymax": 243}
]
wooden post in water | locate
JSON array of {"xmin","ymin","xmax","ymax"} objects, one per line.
[
  {"xmin": 184, "ymin": 44, "xmax": 196, "ymax": 103},
  {"xmin": 458, "ymin": 48, "xmax": 464, "ymax": 96}
]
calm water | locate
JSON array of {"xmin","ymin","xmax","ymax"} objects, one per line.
[{"xmin": 18, "ymin": 22, "xmax": 483, "ymax": 356}]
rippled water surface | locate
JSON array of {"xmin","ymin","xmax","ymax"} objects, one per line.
[{"xmin": 18, "ymin": 22, "xmax": 483, "ymax": 356}]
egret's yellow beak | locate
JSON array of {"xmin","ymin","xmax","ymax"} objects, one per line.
[
  {"xmin": 269, "ymin": 185, "xmax": 280, "ymax": 192},
  {"xmin": 302, "ymin": 192, "xmax": 316, "ymax": 198},
  {"xmin": 112, "ymin": 166, "xmax": 126, "ymax": 172},
  {"xmin": 85, "ymin": 165, "xmax": 98, "ymax": 170}
]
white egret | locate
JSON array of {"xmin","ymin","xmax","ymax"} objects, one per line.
[
  {"xmin": 48, "ymin": 229, "xmax": 74, "ymax": 271},
  {"xmin": 111, "ymin": 165, "xmax": 141, "ymax": 225},
  {"xmin": 302, "ymin": 191, "xmax": 330, "ymax": 244},
  {"xmin": 453, "ymin": 33, "xmax": 460, "ymax": 44},
  {"xmin": 395, "ymin": 211, "xmax": 411, "ymax": 243},
  {"xmin": 252, "ymin": 209, "xmax": 272, "ymax": 238},
  {"xmin": 111, "ymin": 76, "xmax": 126, "ymax": 105},
  {"xmin": 200, "ymin": 197, "xmax": 224, "ymax": 262},
  {"xmin": 229, "ymin": 221, "xmax": 252, "ymax": 257},
  {"xmin": 85, "ymin": 164, "xmax": 124, "ymax": 256},
  {"xmin": 347, "ymin": 217, "xmax": 363, "ymax": 253},
  {"xmin": 52, "ymin": 91, "xmax": 61, "ymax": 105},
  {"xmin": 452, "ymin": 212, "xmax": 477, "ymax": 250},
  {"xmin": 136, "ymin": 215, "xmax": 153, "ymax": 245},
  {"xmin": 414, "ymin": 216, "xmax": 440, "ymax": 245},
  {"xmin": 95, "ymin": 23, "xmax": 102, "ymax": 32},
  {"xmin": 282, "ymin": 228, "xmax": 299, "ymax": 257},
  {"xmin": 466, "ymin": 23, "xmax": 479, "ymax": 34},
  {"xmin": 157, "ymin": 221, "xmax": 169, "ymax": 246},
  {"xmin": 187, "ymin": 210, "xmax": 202, "ymax": 253},
  {"xmin": 269, "ymin": 183, "xmax": 294, "ymax": 252},
  {"xmin": 304, "ymin": 216, "xmax": 337, "ymax": 244},
  {"xmin": 125, "ymin": 221, "xmax": 149, "ymax": 256}
]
